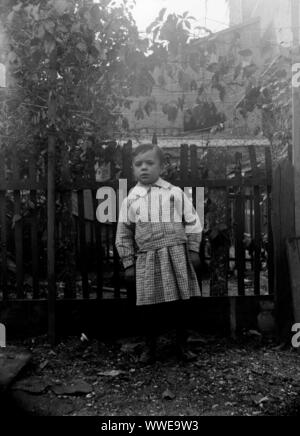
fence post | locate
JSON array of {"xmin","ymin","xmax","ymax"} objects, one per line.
[
  {"xmin": 47, "ymin": 48, "xmax": 57, "ymax": 346},
  {"xmin": 122, "ymin": 140, "xmax": 133, "ymax": 186},
  {"xmin": 272, "ymin": 158, "xmax": 295, "ymax": 342},
  {"xmin": 248, "ymin": 146, "xmax": 261, "ymax": 296},
  {"xmin": 48, "ymin": 133, "xmax": 56, "ymax": 346},
  {"xmin": 0, "ymin": 149, "xmax": 7, "ymax": 300},
  {"xmin": 234, "ymin": 152, "xmax": 245, "ymax": 296}
]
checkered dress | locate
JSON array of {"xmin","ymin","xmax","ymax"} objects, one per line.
[{"xmin": 116, "ymin": 178, "xmax": 202, "ymax": 306}]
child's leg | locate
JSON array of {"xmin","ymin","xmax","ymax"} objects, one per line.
[
  {"xmin": 174, "ymin": 301, "xmax": 197, "ymax": 361},
  {"xmin": 173, "ymin": 300, "xmax": 188, "ymax": 346},
  {"xmin": 138, "ymin": 305, "xmax": 159, "ymax": 364}
]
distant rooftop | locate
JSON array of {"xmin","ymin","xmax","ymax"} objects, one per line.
[{"xmin": 124, "ymin": 135, "xmax": 270, "ymax": 149}]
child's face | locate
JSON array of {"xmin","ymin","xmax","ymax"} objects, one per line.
[{"xmin": 133, "ymin": 149, "xmax": 162, "ymax": 185}]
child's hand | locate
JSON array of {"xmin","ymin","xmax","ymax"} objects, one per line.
[
  {"xmin": 124, "ymin": 265, "xmax": 135, "ymax": 283},
  {"xmin": 189, "ymin": 251, "xmax": 201, "ymax": 271}
]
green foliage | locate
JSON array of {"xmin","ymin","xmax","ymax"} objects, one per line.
[
  {"xmin": 0, "ymin": 2, "xmax": 292, "ymax": 155},
  {"xmin": 0, "ymin": 0, "xmax": 141, "ymax": 151}
]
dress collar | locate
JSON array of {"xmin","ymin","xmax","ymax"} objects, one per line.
[{"xmin": 128, "ymin": 178, "xmax": 171, "ymax": 199}]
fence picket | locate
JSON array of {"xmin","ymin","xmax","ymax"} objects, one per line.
[
  {"xmin": 248, "ymin": 146, "xmax": 261, "ymax": 296},
  {"xmin": 78, "ymin": 190, "xmax": 89, "ymax": 299},
  {"xmin": 92, "ymin": 190, "xmax": 103, "ymax": 300},
  {"xmin": 265, "ymin": 147, "xmax": 274, "ymax": 295},
  {"xmin": 29, "ymin": 154, "xmax": 39, "ymax": 298},
  {"xmin": 180, "ymin": 144, "xmax": 189, "ymax": 187},
  {"xmin": 0, "ymin": 151, "xmax": 8, "ymax": 300},
  {"xmin": 12, "ymin": 150, "xmax": 24, "ymax": 298},
  {"xmin": 234, "ymin": 152, "xmax": 245, "ymax": 296}
]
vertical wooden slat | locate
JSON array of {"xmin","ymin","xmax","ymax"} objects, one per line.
[
  {"xmin": 249, "ymin": 195, "xmax": 254, "ymax": 271},
  {"xmin": 249, "ymin": 146, "xmax": 261, "ymax": 296},
  {"xmin": 180, "ymin": 144, "xmax": 189, "ymax": 187},
  {"xmin": 265, "ymin": 147, "xmax": 274, "ymax": 295},
  {"xmin": 225, "ymin": 150, "xmax": 230, "ymax": 296},
  {"xmin": 272, "ymin": 158, "xmax": 295, "ymax": 341},
  {"xmin": 29, "ymin": 154, "xmax": 39, "ymax": 298},
  {"xmin": 12, "ymin": 149, "xmax": 24, "ymax": 298},
  {"xmin": 190, "ymin": 145, "xmax": 198, "ymax": 184},
  {"xmin": 92, "ymin": 190, "xmax": 103, "ymax": 300},
  {"xmin": 0, "ymin": 151, "xmax": 8, "ymax": 300},
  {"xmin": 122, "ymin": 140, "xmax": 133, "ymax": 187},
  {"xmin": 225, "ymin": 187, "xmax": 230, "ymax": 296},
  {"xmin": 286, "ymin": 238, "xmax": 300, "ymax": 324},
  {"xmin": 190, "ymin": 145, "xmax": 203, "ymax": 291},
  {"xmin": 48, "ymin": 132, "xmax": 56, "ymax": 345},
  {"xmin": 113, "ymin": 223, "xmax": 120, "ymax": 299},
  {"xmin": 234, "ymin": 152, "xmax": 245, "ymax": 296},
  {"xmin": 61, "ymin": 147, "xmax": 76, "ymax": 299},
  {"xmin": 78, "ymin": 189, "xmax": 89, "ymax": 298}
]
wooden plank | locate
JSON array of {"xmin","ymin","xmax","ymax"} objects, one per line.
[
  {"xmin": 286, "ymin": 238, "xmax": 300, "ymax": 323},
  {"xmin": 0, "ymin": 181, "xmax": 46, "ymax": 190},
  {"xmin": 0, "ymin": 152, "xmax": 8, "ymax": 300},
  {"xmin": 78, "ymin": 190, "xmax": 89, "ymax": 299},
  {"xmin": 113, "ymin": 224, "xmax": 121, "ymax": 300},
  {"xmin": 234, "ymin": 152, "xmax": 245, "ymax": 296},
  {"xmin": 224, "ymin": 187, "xmax": 230, "ymax": 296},
  {"xmin": 47, "ymin": 133, "xmax": 56, "ymax": 346},
  {"xmin": 29, "ymin": 155, "xmax": 39, "ymax": 299},
  {"xmin": 180, "ymin": 144, "xmax": 189, "ymax": 186},
  {"xmin": 190, "ymin": 145, "xmax": 198, "ymax": 184},
  {"xmin": 14, "ymin": 192, "xmax": 24, "ymax": 299},
  {"xmin": 224, "ymin": 150, "xmax": 230, "ymax": 296},
  {"xmin": 249, "ymin": 146, "xmax": 261, "ymax": 296},
  {"xmin": 122, "ymin": 141, "xmax": 133, "ymax": 187},
  {"xmin": 292, "ymin": 5, "xmax": 300, "ymax": 235},
  {"xmin": 265, "ymin": 147, "xmax": 274, "ymax": 295},
  {"xmin": 189, "ymin": 144, "xmax": 203, "ymax": 291},
  {"xmin": 249, "ymin": 196, "xmax": 254, "ymax": 271},
  {"xmin": 55, "ymin": 176, "xmax": 270, "ymax": 191},
  {"xmin": 0, "ymin": 191, "xmax": 7, "ymax": 301},
  {"xmin": 12, "ymin": 150, "xmax": 24, "ymax": 299},
  {"xmin": 92, "ymin": 190, "xmax": 103, "ymax": 300},
  {"xmin": 272, "ymin": 159, "xmax": 295, "ymax": 341}
]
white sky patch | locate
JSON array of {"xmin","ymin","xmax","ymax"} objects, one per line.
[{"xmin": 132, "ymin": 0, "xmax": 229, "ymax": 34}]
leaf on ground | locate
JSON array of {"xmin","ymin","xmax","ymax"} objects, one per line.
[
  {"xmin": 252, "ymin": 395, "xmax": 269, "ymax": 406},
  {"xmin": 97, "ymin": 370, "xmax": 126, "ymax": 378},
  {"xmin": 162, "ymin": 388, "xmax": 176, "ymax": 401}
]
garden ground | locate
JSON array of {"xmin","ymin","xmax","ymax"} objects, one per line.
[{"xmin": 2, "ymin": 333, "xmax": 300, "ymax": 416}]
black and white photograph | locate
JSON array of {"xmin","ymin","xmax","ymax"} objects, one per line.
[{"xmin": 0, "ymin": 0, "xmax": 300, "ymax": 421}]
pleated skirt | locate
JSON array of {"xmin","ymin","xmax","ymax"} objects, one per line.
[{"xmin": 135, "ymin": 243, "xmax": 201, "ymax": 306}]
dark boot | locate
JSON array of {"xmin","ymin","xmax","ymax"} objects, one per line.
[
  {"xmin": 175, "ymin": 329, "xmax": 197, "ymax": 362},
  {"xmin": 139, "ymin": 336, "xmax": 157, "ymax": 365}
]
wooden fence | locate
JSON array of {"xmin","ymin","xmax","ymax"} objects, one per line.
[
  {"xmin": 0, "ymin": 142, "xmax": 274, "ymax": 307},
  {"xmin": 272, "ymin": 157, "xmax": 295, "ymax": 341}
]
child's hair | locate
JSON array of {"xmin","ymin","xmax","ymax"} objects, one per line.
[{"xmin": 132, "ymin": 143, "xmax": 165, "ymax": 165}]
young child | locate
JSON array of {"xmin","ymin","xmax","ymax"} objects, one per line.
[{"xmin": 116, "ymin": 144, "xmax": 202, "ymax": 364}]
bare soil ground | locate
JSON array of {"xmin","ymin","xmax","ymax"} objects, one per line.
[{"xmin": 4, "ymin": 333, "xmax": 300, "ymax": 416}]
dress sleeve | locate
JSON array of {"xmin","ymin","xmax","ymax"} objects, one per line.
[
  {"xmin": 182, "ymin": 190, "xmax": 203, "ymax": 253},
  {"xmin": 115, "ymin": 198, "xmax": 136, "ymax": 269}
]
